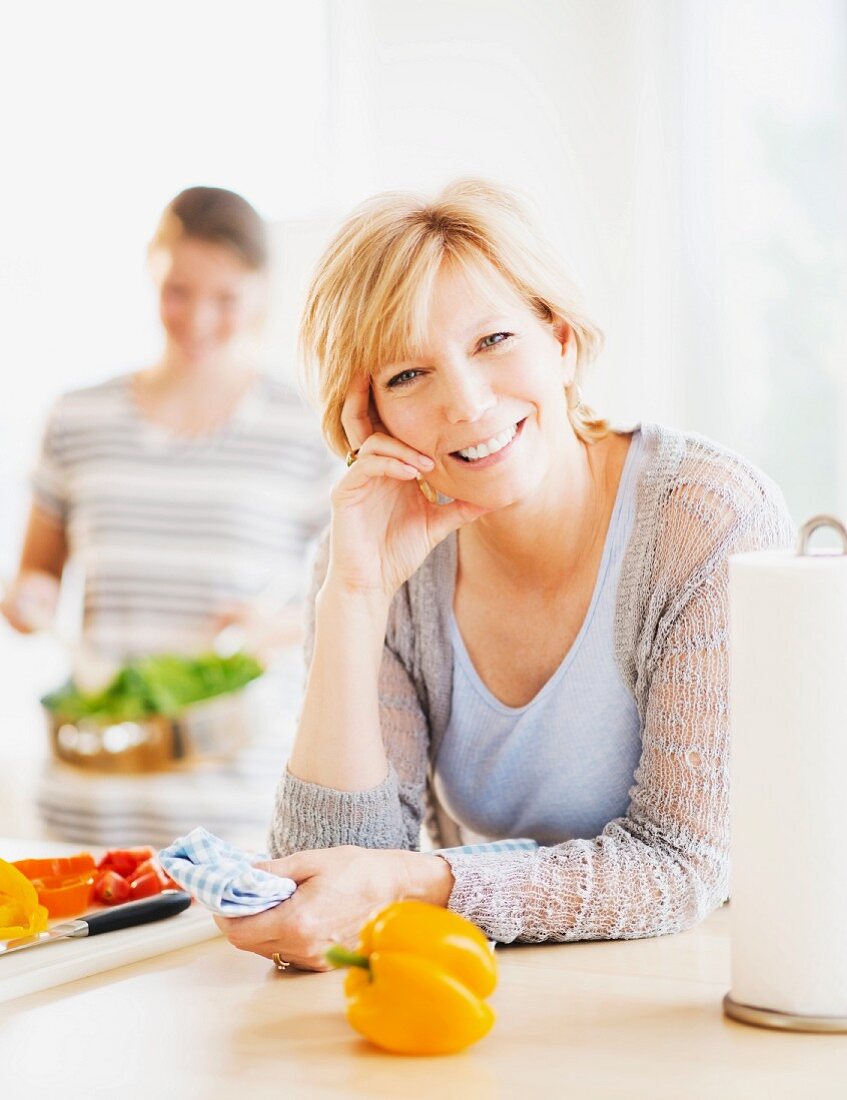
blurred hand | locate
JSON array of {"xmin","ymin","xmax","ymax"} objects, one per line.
[
  {"xmin": 0, "ymin": 570, "xmax": 61, "ymax": 634},
  {"xmin": 212, "ymin": 601, "xmax": 303, "ymax": 665},
  {"xmin": 215, "ymin": 845, "xmax": 453, "ymax": 971}
]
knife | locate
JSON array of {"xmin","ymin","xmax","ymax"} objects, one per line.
[{"xmin": 0, "ymin": 890, "xmax": 191, "ymax": 956}]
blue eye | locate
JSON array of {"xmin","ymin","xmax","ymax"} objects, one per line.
[
  {"xmin": 387, "ymin": 369, "xmax": 422, "ymax": 388},
  {"xmin": 480, "ymin": 332, "xmax": 512, "ymax": 349}
]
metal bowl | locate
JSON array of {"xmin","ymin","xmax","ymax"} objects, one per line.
[{"xmin": 44, "ymin": 673, "xmax": 273, "ymax": 773}]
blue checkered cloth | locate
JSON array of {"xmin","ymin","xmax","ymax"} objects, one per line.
[
  {"xmin": 158, "ymin": 827, "xmax": 296, "ymax": 916},
  {"xmin": 437, "ymin": 838, "xmax": 539, "ymax": 856},
  {"xmin": 158, "ymin": 829, "xmax": 539, "ymax": 917}
]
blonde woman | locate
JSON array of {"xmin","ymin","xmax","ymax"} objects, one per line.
[{"xmin": 218, "ymin": 180, "xmax": 794, "ymax": 969}]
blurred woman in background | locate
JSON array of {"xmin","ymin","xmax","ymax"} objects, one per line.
[{"xmin": 1, "ymin": 186, "xmax": 334, "ymax": 846}]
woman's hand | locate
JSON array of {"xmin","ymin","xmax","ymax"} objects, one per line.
[
  {"xmin": 215, "ymin": 846, "xmax": 454, "ymax": 971},
  {"xmin": 0, "ymin": 570, "xmax": 61, "ymax": 634},
  {"xmin": 212, "ymin": 602, "xmax": 303, "ymax": 666},
  {"xmin": 327, "ymin": 374, "xmax": 489, "ymax": 601}
]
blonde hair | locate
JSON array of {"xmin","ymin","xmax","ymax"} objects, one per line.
[{"xmin": 300, "ymin": 179, "xmax": 609, "ymax": 455}]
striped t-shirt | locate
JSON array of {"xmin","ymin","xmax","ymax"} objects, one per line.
[
  {"xmin": 32, "ymin": 372, "xmax": 337, "ymax": 659},
  {"xmin": 31, "ymin": 371, "xmax": 338, "ymax": 848}
]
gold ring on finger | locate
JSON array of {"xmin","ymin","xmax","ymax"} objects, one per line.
[
  {"xmin": 345, "ymin": 448, "xmax": 360, "ymax": 467},
  {"xmin": 272, "ymin": 951, "xmax": 291, "ymax": 971}
]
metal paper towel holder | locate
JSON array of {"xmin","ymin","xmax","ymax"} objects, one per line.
[
  {"xmin": 795, "ymin": 513, "xmax": 847, "ymax": 556},
  {"xmin": 724, "ymin": 512, "xmax": 847, "ymax": 1032}
]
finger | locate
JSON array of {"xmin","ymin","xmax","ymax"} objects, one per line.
[
  {"xmin": 255, "ymin": 941, "xmax": 334, "ymax": 972},
  {"xmin": 340, "ymin": 454, "xmax": 422, "ymax": 489},
  {"xmin": 252, "ymin": 851, "xmax": 318, "ymax": 880},
  {"xmin": 366, "ymin": 390, "xmax": 390, "ymax": 438},
  {"xmin": 356, "ymin": 432, "xmax": 434, "ymax": 473},
  {"xmin": 223, "ymin": 897, "xmax": 333, "ymax": 968},
  {"xmin": 426, "ymin": 497, "xmax": 492, "ymax": 543},
  {"xmin": 340, "ymin": 373, "xmax": 374, "ymax": 452},
  {"xmin": 212, "ymin": 604, "xmax": 244, "ymax": 630},
  {"xmin": 221, "ymin": 899, "xmax": 299, "ymax": 949}
]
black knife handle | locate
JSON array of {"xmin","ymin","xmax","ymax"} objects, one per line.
[{"xmin": 84, "ymin": 891, "xmax": 191, "ymax": 935}]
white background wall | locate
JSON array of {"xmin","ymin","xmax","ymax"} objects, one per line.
[{"xmin": 1, "ymin": 0, "xmax": 845, "ymax": 833}]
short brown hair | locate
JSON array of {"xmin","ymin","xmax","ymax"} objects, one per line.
[
  {"xmin": 150, "ymin": 186, "xmax": 268, "ymax": 270},
  {"xmin": 301, "ymin": 178, "xmax": 608, "ymax": 456}
]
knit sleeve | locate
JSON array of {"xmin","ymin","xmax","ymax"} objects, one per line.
[
  {"xmin": 267, "ymin": 536, "xmax": 430, "ymax": 856},
  {"xmin": 439, "ymin": 487, "xmax": 795, "ymax": 944}
]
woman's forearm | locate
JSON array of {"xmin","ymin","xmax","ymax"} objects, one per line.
[
  {"xmin": 1, "ymin": 504, "xmax": 68, "ymax": 633},
  {"xmin": 287, "ymin": 582, "xmax": 393, "ymax": 791},
  {"xmin": 21, "ymin": 505, "xmax": 68, "ymax": 578}
]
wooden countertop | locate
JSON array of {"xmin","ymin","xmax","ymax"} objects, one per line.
[{"xmin": 3, "ymin": 904, "xmax": 847, "ymax": 1098}]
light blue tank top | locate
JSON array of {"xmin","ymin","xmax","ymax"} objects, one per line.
[{"xmin": 433, "ymin": 430, "xmax": 645, "ymax": 846}]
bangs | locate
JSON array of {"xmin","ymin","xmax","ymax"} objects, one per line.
[
  {"xmin": 359, "ymin": 241, "xmax": 536, "ymax": 376},
  {"xmin": 445, "ymin": 250, "xmax": 542, "ymax": 320},
  {"xmin": 363, "ymin": 243, "xmax": 442, "ymax": 376}
]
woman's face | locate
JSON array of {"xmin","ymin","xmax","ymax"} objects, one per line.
[
  {"xmin": 371, "ymin": 261, "xmax": 575, "ymax": 511},
  {"xmin": 151, "ymin": 237, "xmax": 264, "ymax": 365}
]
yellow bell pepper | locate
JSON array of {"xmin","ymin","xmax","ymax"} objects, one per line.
[
  {"xmin": 326, "ymin": 899, "xmax": 497, "ymax": 1055},
  {"xmin": 0, "ymin": 858, "xmax": 49, "ymax": 939}
]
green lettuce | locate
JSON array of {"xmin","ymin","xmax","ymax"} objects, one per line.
[{"xmin": 42, "ymin": 651, "xmax": 264, "ymax": 722}]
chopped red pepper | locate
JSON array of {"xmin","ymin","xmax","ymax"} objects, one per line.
[
  {"xmin": 97, "ymin": 847, "xmax": 155, "ymax": 879},
  {"xmin": 130, "ymin": 859, "xmax": 179, "ymax": 891},
  {"xmin": 93, "ymin": 869, "xmax": 131, "ymax": 905},
  {"xmin": 129, "ymin": 872, "xmax": 163, "ymax": 900}
]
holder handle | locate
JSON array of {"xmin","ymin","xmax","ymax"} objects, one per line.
[{"xmin": 796, "ymin": 514, "xmax": 847, "ymax": 557}]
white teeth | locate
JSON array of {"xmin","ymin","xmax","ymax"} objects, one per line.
[{"xmin": 457, "ymin": 422, "xmax": 518, "ymax": 461}]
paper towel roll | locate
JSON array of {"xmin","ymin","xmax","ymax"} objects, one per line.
[{"xmin": 728, "ymin": 526, "xmax": 847, "ymax": 1020}]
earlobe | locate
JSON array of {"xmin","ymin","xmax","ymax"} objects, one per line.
[
  {"xmin": 554, "ymin": 318, "xmax": 572, "ymax": 354},
  {"xmin": 556, "ymin": 322, "xmax": 576, "ymax": 387},
  {"xmin": 552, "ymin": 317, "xmax": 571, "ymax": 349}
]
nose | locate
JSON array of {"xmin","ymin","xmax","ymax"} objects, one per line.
[
  {"xmin": 183, "ymin": 299, "xmax": 218, "ymax": 339},
  {"xmin": 440, "ymin": 362, "xmax": 497, "ymax": 424}
]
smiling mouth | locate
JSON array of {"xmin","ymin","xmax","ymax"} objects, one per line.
[{"xmin": 450, "ymin": 419, "xmax": 525, "ymax": 463}]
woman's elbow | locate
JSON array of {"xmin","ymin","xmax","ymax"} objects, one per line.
[{"xmin": 673, "ymin": 855, "xmax": 729, "ymax": 933}]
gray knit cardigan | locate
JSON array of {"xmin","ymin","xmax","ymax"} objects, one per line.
[{"xmin": 269, "ymin": 422, "xmax": 795, "ymax": 943}]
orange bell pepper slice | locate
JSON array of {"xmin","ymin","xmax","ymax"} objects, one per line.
[
  {"xmin": 13, "ymin": 853, "xmax": 95, "ymax": 880},
  {"xmin": 28, "ymin": 872, "xmax": 95, "ymax": 919},
  {"xmin": 13, "ymin": 854, "xmax": 97, "ymax": 919}
]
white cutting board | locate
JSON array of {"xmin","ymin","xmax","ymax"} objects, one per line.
[{"xmin": 0, "ymin": 837, "xmax": 220, "ymax": 1002}]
